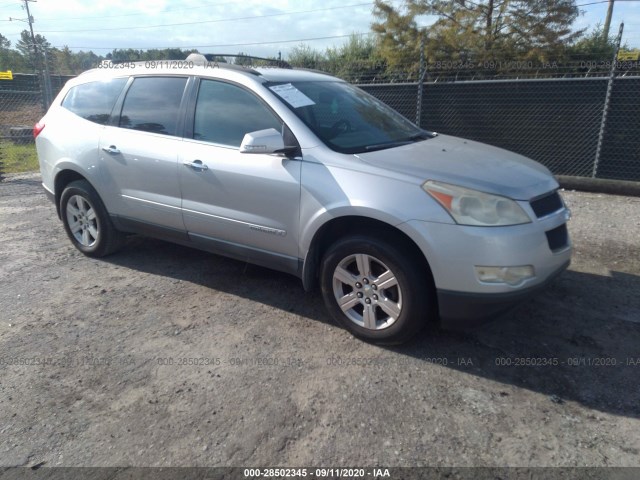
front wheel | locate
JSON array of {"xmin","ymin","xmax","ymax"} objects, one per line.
[
  {"xmin": 60, "ymin": 180, "xmax": 124, "ymax": 257},
  {"xmin": 320, "ymin": 235, "xmax": 433, "ymax": 344}
]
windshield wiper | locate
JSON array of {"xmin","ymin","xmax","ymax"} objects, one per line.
[
  {"xmin": 364, "ymin": 131, "xmax": 435, "ymax": 151},
  {"xmin": 410, "ymin": 130, "xmax": 438, "ymax": 140},
  {"xmin": 364, "ymin": 140, "xmax": 414, "ymax": 151}
]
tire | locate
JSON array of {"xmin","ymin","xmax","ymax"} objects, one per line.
[
  {"xmin": 59, "ymin": 180, "xmax": 124, "ymax": 257},
  {"xmin": 320, "ymin": 234, "xmax": 434, "ymax": 344}
]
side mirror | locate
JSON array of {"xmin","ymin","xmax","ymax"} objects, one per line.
[{"xmin": 239, "ymin": 128, "xmax": 285, "ymax": 154}]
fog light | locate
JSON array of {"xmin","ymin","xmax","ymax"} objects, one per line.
[{"xmin": 475, "ymin": 265, "xmax": 535, "ymax": 286}]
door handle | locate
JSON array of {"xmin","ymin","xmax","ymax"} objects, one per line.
[
  {"xmin": 183, "ymin": 160, "xmax": 209, "ymax": 171},
  {"xmin": 101, "ymin": 145, "xmax": 121, "ymax": 154}
]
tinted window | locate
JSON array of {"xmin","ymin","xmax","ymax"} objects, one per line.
[
  {"xmin": 194, "ymin": 80, "xmax": 282, "ymax": 147},
  {"xmin": 119, "ymin": 77, "xmax": 187, "ymax": 136},
  {"xmin": 61, "ymin": 78, "xmax": 127, "ymax": 125}
]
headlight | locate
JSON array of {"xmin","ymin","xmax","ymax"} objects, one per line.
[{"xmin": 422, "ymin": 180, "xmax": 531, "ymax": 226}]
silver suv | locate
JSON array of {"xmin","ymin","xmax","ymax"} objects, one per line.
[{"xmin": 35, "ymin": 54, "xmax": 571, "ymax": 344}]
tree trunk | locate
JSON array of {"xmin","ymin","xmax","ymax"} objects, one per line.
[{"xmin": 485, "ymin": 0, "xmax": 494, "ymax": 53}]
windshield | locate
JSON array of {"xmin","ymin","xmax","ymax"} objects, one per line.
[{"xmin": 267, "ymin": 81, "xmax": 432, "ymax": 154}]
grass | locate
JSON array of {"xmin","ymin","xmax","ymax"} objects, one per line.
[{"xmin": 0, "ymin": 141, "xmax": 39, "ymax": 174}]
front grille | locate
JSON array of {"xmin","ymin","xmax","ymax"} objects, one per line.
[
  {"xmin": 546, "ymin": 224, "xmax": 569, "ymax": 252},
  {"xmin": 530, "ymin": 191, "xmax": 563, "ymax": 218}
]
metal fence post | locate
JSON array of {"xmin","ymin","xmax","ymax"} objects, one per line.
[
  {"xmin": 37, "ymin": 70, "xmax": 47, "ymax": 114},
  {"xmin": 416, "ymin": 34, "xmax": 425, "ymax": 127},
  {"xmin": 0, "ymin": 143, "xmax": 4, "ymax": 182},
  {"xmin": 42, "ymin": 49, "xmax": 54, "ymax": 109},
  {"xmin": 593, "ymin": 22, "xmax": 624, "ymax": 178}
]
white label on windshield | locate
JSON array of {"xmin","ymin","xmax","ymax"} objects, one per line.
[{"xmin": 269, "ymin": 83, "xmax": 315, "ymax": 108}]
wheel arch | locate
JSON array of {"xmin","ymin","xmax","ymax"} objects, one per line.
[
  {"xmin": 301, "ymin": 215, "xmax": 436, "ymax": 297},
  {"xmin": 53, "ymin": 169, "xmax": 92, "ymax": 218}
]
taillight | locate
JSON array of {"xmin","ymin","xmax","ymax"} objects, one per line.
[{"xmin": 33, "ymin": 121, "xmax": 45, "ymax": 138}]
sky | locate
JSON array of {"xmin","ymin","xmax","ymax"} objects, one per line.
[{"xmin": 1, "ymin": 0, "xmax": 639, "ymax": 60}]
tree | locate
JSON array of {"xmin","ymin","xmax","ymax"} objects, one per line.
[
  {"xmin": 0, "ymin": 32, "xmax": 30, "ymax": 71},
  {"xmin": 0, "ymin": 33, "xmax": 9, "ymax": 50},
  {"xmin": 567, "ymin": 24, "xmax": 619, "ymax": 62},
  {"xmin": 286, "ymin": 36, "xmax": 386, "ymax": 81},
  {"xmin": 232, "ymin": 52, "xmax": 253, "ymax": 66},
  {"xmin": 371, "ymin": 0, "xmax": 422, "ymax": 72},
  {"xmin": 106, "ymin": 48, "xmax": 144, "ymax": 62},
  {"xmin": 0, "ymin": 33, "xmax": 11, "ymax": 70},
  {"xmin": 73, "ymin": 50, "xmax": 103, "ymax": 72},
  {"xmin": 140, "ymin": 48, "xmax": 198, "ymax": 61},
  {"xmin": 52, "ymin": 46, "xmax": 74, "ymax": 74},
  {"xmin": 104, "ymin": 48, "xmax": 199, "ymax": 64},
  {"xmin": 373, "ymin": 0, "xmax": 585, "ymax": 68},
  {"xmin": 503, "ymin": 0, "xmax": 584, "ymax": 61},
  {"xmin": 325, "ymin": 34, "xmax": 386, "ymax": 81},
  {"xmin": 288, "ymin": 44, "xmax": 325, "ymax": 69},
  {"xmin": 15, "ymin": 29, "xmax": 52, "ymax": 71}
]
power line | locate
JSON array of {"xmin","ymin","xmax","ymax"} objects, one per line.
[
  {"xmin": 577, "ymin": 0, "xmax": 612, "ymax": 6},
  {"xmin": 35, "ymin": 2, "xmax": 375, "ymax": 34},
  {"xmin": 4, "ymin": 1, "xmax": 639, "ymax": 49},
  {"xmin": 577, "ymin": 0, "xmax": 640, "ymax": 4},
  {"xmin": 52, "ymin": 32, "xmax": 376, "ymax": 51},
  {"xmin": 0, "ymin": 0, "xmax": 22, "ymax": 31},
  {"xmin": 30, "ymin": 0, "xmax": 240, "ymax": 22}
]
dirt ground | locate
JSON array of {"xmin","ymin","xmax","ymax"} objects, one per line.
[{"xmin": 0, "ymin": 173, "xmax": 639, "ymax": 469}]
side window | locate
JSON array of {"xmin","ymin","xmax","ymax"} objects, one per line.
[
  {"xmin": 119, "ymin": 77, "xmax": 187, "ymax": 136},
  {"xmin": 61, "ymin": 78, "xmax": 127, "ymax": 125},
  {"xmin": 194, "ymin": 79, "xmax": 282, "ymax": 147}
]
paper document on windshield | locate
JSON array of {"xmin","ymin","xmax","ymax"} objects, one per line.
[{"xmin": 269, "ymin": 83, "xmax": 315, "ymax": 108}]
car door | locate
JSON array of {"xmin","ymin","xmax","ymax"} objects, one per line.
[
  {"xmin": 179, "ymin": 78, "xmax": 301, "ymax": 273},
  {"xmin": 99, "ymin": 76, "xmax": 189, "ymax": 231}
]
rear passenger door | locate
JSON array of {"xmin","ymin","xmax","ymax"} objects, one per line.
[
  {"xmin": 179, "ymin": 78, "xmax": 301, "ymax": 272},
  {"xmin": 99, "ymin": 76, "xmax": 189, "ymax": 232}
]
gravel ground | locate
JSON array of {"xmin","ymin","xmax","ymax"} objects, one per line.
[{"xmin": 0, "ymin": 173, "xmax": 639, "ymax": 468}]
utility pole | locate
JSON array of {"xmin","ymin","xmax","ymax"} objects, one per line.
[
  {"xmin": 22, "ymin": 0, "xmax": 37, "ymax": 57},
  {"xmin": 603, "ymin": 0, "xmax": 615, "ymax": 41},
  {"xmin": 22, "ymin": 0, "xmax": 52, "ymax": 108}
]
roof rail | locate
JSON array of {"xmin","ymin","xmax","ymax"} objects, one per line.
[
  {"xmin": 105, "ymin": 53, "xmax": 291, "ymax": 75},
  {"xmin": 184, "ymin": 53, "xmax": 262, "ymax": 75},
  {"xmin": 199, "ymin": 53, "xmax": 291, "ymax": 69}
]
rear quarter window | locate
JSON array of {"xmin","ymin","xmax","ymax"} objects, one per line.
[{"xmin": 61, "ymin": 78, "xmax": 128, "ymax": 125}]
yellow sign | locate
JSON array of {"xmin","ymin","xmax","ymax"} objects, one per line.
[
  {"xmin": 617, "ymin": 50, "xmax": 640, "ymax": 62},
  {"xmin": 0, "ymin": 70, "xmax": 13, "ymax": 80}
]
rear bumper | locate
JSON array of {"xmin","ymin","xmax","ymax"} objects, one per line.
[
  {"xmin": 43, "ymin": 183, "xmax": 55, "ymax": 205},
  {"xmin": 42, "ymin": 183, "xmax": 59, "ymax": 218},
  {"xmin": 437, "ymin": 259, "xmax": 570, "ymax": 328}
]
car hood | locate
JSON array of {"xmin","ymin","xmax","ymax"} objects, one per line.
[{"xmin": 354, "ymin": 134, "xmax": 558, "ymax": 200}]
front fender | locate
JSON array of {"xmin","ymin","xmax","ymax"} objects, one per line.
[{"xmin": 298, "ymin": 161, "xmax": 453, "ymax": 255}]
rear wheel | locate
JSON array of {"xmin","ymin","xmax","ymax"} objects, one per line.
[
  {"xmin": 60, "ymin": 180, "xmax": 124, "ymax": 257},
  {"xmin": 320, "ymin": 235, "xmax": 433, "ymax": 344}
]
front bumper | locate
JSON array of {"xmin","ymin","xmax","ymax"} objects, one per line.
[
  {"xmin": 437, "ymin": 259, "xmax": 570, "ymax": 327},
  {"xmin": 398, "ymin": 205, "xmax": 572, "ymax": 326}
]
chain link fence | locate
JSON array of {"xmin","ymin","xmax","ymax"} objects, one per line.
[
  {"xmin": 595, "ymin": 77, "xmax": 640, "ymax": 181},
  {"xmin": 360, "ymin": 74, "xmax": 640, "ymax": 182},
  {"xmin": 0, "ymin": 72, "xmax": 73, "ymax": 182},
  {"xmin": 0, "ymin": 73, "xmax": 44, "ymax": 180},
  {"xmin": 0, "ymin": 62, "xmax": 638, "ymax": 184}
]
